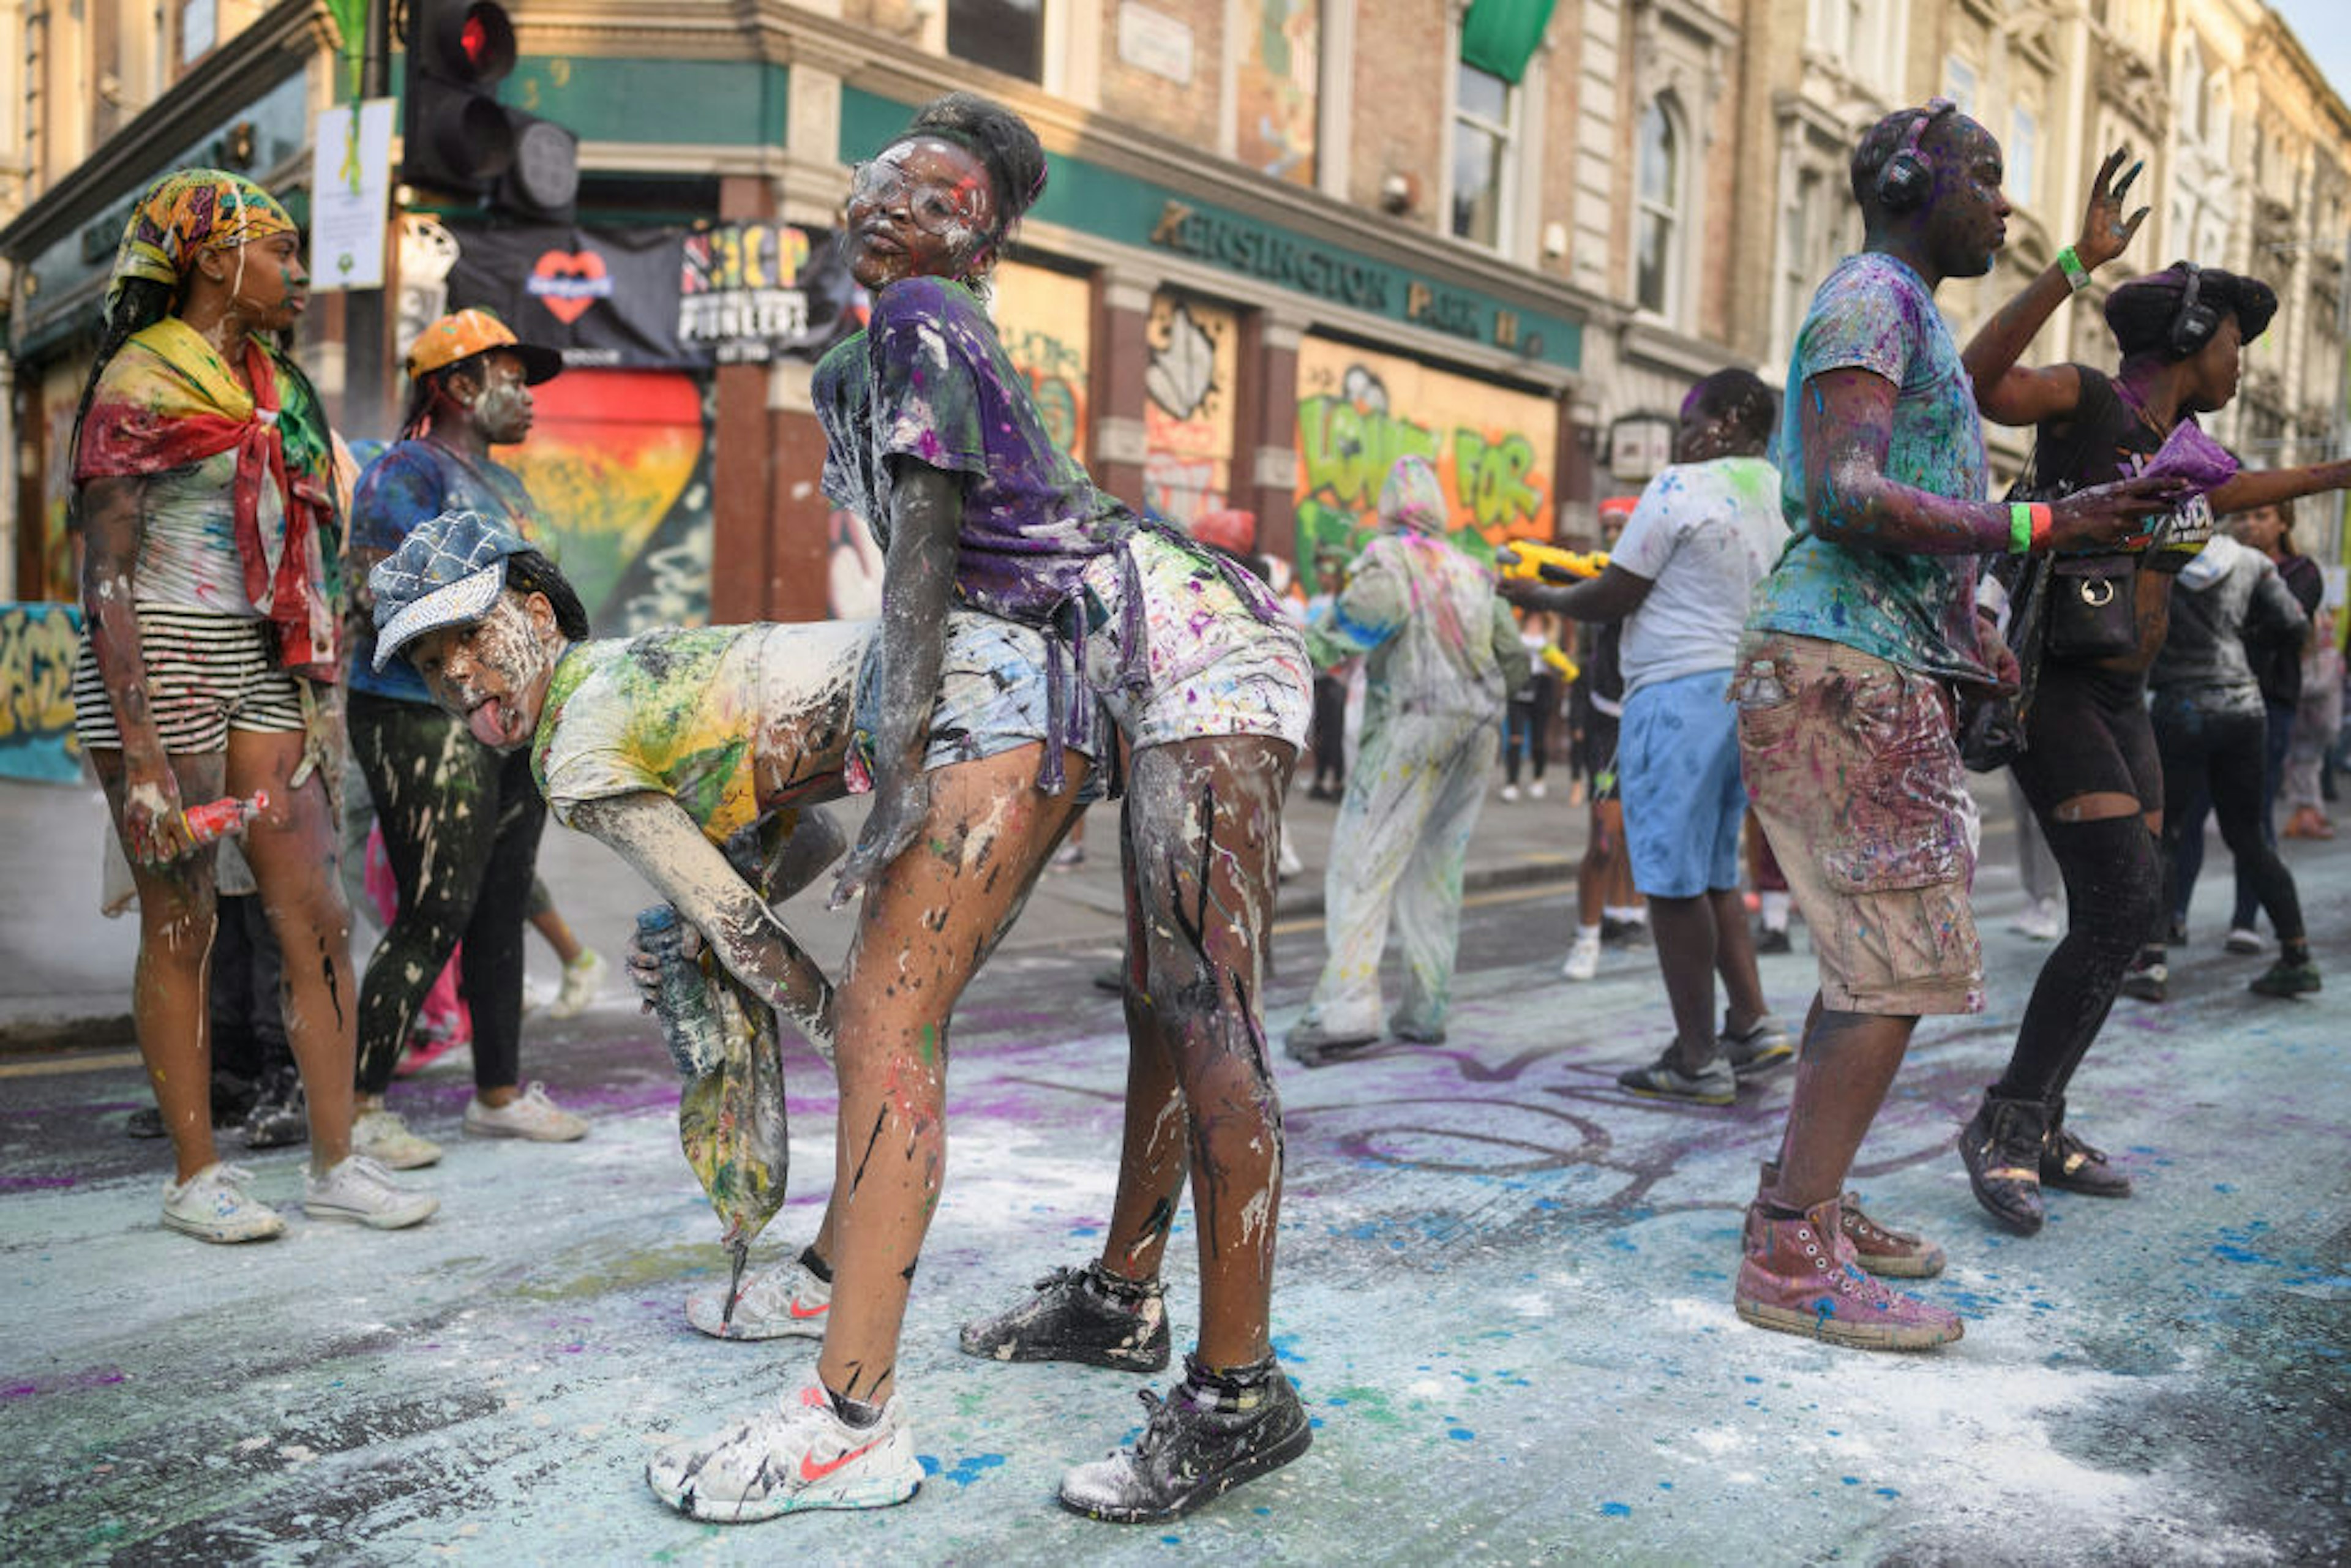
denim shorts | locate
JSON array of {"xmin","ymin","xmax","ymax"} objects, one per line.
[{"xmin": 1619, "ymin": 669, "xmax": 1745, "ymax": 898}]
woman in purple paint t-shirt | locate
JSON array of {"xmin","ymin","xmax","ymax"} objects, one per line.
[{"xmin": 646, "ymin": 93, "xmax": 1313, "ymax": 1528}]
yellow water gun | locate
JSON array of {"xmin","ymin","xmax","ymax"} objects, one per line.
[
  {"xmin": 1496, "ymin": 540, "xmax": 1610, "ymax": 584},
  {"xmin": 1541, "ymin": 643, "xmax": 1580, "ymax": 682}
]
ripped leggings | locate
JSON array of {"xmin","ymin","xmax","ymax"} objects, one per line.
[{"xmin": 349, "ymin": 689, "xmax": 546, "ymax": 1097}]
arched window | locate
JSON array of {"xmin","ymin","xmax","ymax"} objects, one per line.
[{"xmin": 1637, "ymin": 97, "xmax": 1682, "ymax": 317}]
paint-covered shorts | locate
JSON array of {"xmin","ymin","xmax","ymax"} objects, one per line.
[
  {"xmin": 1734, "ymin": 632, "xmax": 1983, "ymax": 1016},
  {"xmin": 72, "ymin": 604, "xmax": 305, "ymax": 754},
  {"xmin": 1620, "ymin": 669, "xmax": 1745, "ymax": 898},
  {"xmin": 850, "ymin": 610, "xmax": 1096, "ymax": 786},
  {"xmin": 1076, "ymin": 529, "xmax": 1311, "ymax": 757}
]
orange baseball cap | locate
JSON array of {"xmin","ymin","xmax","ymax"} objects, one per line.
[{"xmin": 403, "ymin": 307, "xmax": 563, "ymax": 384}]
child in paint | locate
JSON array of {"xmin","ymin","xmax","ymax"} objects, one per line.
[
  {"xmin": 1728, "ymin": 107, "xmax": 2184, "ymax": 1348},
  {"xmin": 68, "ymin": 168, "xmax": 437, "ymax": 1240},
  {"xmin": 1284, "ymin": 454, "xmax": 1529, "ymax": 1064},
  {"xmin": 648, "ymin": 92, "xmax": 1313, "ymax": 1527},
  {"xmin": 343, "ymin": 309, "xmax": 589, "ymax": 1169}
]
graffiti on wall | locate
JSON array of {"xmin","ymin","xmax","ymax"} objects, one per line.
[
  {"xmin": 1236, "ymin": 0, "xmax": 1319, "ymax": 186},
  {"xmin": 991, "ymin": 262, "xmax": 1092, "ymax": 463},
  {"xmin": 1142, "ymin": 293, "xmax": 1239, "ymax": 527},
  {"xmin": 499, "ymin": 368, "xmax": 714, "ymax": 633},
  {"xmin": 0, "ymin": 602, "xmax": 85, "ymax": 782},
  {"xmin": 1292, "ymin": 336, "xmax": 1556, "ymax": 569}
]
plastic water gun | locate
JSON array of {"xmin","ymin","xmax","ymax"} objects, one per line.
[
  {"xmin": 1496, "ymin": 541, "xmax": 1610, "ymax": 584},
  {"xmin": 1540, "ymin": 643, "xmax": 1580, "ymax": 682}
]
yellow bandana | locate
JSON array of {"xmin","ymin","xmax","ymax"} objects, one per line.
[{"xmin": 104, "ymin": 168, "xmax": 295, "ymax": 321}]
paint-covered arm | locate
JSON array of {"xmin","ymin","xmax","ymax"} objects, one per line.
[
  {"xmin": 1802, "ymin": 367, "xmax": 2189, "ymax": 555},
  {"xmin": 1497, "ymin": 563, "xmax": 1652, "ymax": 622},
  {"xmin": 1490, "ymin": 598, "xmax": 1534, "ymax": 692},
  {"xmin": 2204, "ymin": 459, "xmax": 2351, "ymax": 517},
  {"xmin": 1303, "ymin": 544, "xmax": 1407, "ymax": 669},
  {"xmin": 828, "ymin": 459, "xmax": 961, "ymax": 909},
  {"xmin": 570, "ymin": 790, "xmax": 835, "ymax": 1056},
  {"xmin": 79, "ymin": 475, "xmax": 195, "ymax": 866},
  {"xmin": 1965, "ymin": 148, "xmax": 2147, "ymax": 427}
]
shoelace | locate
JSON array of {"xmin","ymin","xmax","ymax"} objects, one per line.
[{"xmin": 206, "ymin": 1161, "xmax": 261, "ymax": 1192}]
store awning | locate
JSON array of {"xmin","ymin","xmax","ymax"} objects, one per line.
[{"xmin": 1460, "ymin": 0, "xmax": 1559, "ymax": 86}]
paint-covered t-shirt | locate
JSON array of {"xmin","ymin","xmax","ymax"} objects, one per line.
[
  {"xmin": 1748, "ymin": 252, "xmax": 1992, "ymax": 683},
  {"xmin": 813, "ymin": 275, "xmax": 1127, "ymax": 625},
  {"xmin": 533, "ymin": 621, "xmax": 866, "ymax": 852},
  {"xmin": 127, "ymin": 449, "xmax": 277, "ymax": 617},
  {"xmin": 1307, "ymin": 530, "xmax": 1530, "ymax": 726},
  {"xmin": 1611, "ymin": 455, "xmax": 1785, "ymax": 695},
  {"xmin": 348, "ymin": 441, "xmax": 538, "ymax": 703}
]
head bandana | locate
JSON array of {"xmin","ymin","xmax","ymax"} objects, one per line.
[
  {"xmin": 104, "ymin": 168, "xmax": 295, "ymax": 322},
  {"xmin": 1379, "ymin": 454, "xmax": 1450, "ymax": 535}
]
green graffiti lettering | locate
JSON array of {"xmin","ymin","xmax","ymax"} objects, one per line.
[
  {"xmin": 1453, "ymin": 429, "xmax": 1542, "ymax": 539},
  {"xmin": 1297, "ymin": 395, "xmax": 1439, "ymax": 512}
]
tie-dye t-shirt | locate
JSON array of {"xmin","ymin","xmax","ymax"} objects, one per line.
[
  {"xmin": 814, "ymin": 275, "xmax": 1127, "ymax": 625},
  {"xmin": 1748, "ymin": 252, "xmax": 1992, "ymax": 684},
  {"xmin": 533, "ymin": 621, "xmax": 866, "ymax": 853},
  {"xmin": 348, "ymin": 441, "xmax": 537, "ymax": 703}
]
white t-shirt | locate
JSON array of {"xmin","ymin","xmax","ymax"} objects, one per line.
[{"xmin": 1612, "ymin": 454, "xmax": 1785, "ymax": 695}]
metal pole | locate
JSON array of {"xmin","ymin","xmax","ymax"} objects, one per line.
[{"xmin": 340, "ymin": 0, "xmax": 393, "ymax": 440}]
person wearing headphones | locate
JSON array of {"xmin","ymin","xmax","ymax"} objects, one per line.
[
  {"xmin": 1956, "ymin": 229, "xmax": 2351, "ymax": 1237},
  {"xmin": 1728, "ymin": 106, "xmax": 2186, "ymax": 1350}
]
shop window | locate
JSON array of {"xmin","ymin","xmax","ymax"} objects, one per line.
[
  {"xmin": 1451, "ymin": 60, "xmax": 1516, "ymax": 249},
  {"xmin": 1635, "ymin": 97, "xmax": 1682, "ymax": 319},
  {"xmin": 949, "ymin": 0, "xmax": 1044, "ymax": 83}
]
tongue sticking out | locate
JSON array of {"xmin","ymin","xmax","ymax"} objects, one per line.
[{"xmin": 467, "ymin": 699, "xmax": 506, "ymax": 748}]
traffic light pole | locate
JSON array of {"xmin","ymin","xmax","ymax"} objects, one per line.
[{"xmin": 342, "ymin": 0, "xmax": 394, "ymax": 441}]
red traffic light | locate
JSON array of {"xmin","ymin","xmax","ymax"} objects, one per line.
[{"xmin": 422, "ymin": 1, "xmax": 514, "ymax": 85}]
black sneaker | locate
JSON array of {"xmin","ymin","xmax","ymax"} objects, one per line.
[
  {"xmin": 1957, "ymin": 1091, "xmax": 2050, "ymax": 1236},
  {"xmin": 1753, "ymin": 926, "xmax": 1793, "ymax": 956},
  {"xmin": 2039, "ymin": 1098, "xmax": 2131, "ymax": 1198},
  {"xmin": 2249, "ymin": 958, "xmax": 2321, "ymax": 998},
  {"xmin": 1058, "ymin": 1356, "xmax": 1311, "ymax": 1523},
  {"xmin": 1600, "ymin": 916, "xmax": 1652, "ymax": 948},
  {"xmin": 126, "ymin": 1105, "xmax": 165, "ymax": 1139},
  {"xmin": 2118, "ymin": 953, "xmax": 2167, "ymax": 1003},
  {"xmin": 960, "ymin": 1262, "xmax": 1171, "ymax": 1372},
  {"xmin": 239, "ymin": 1068, "xmax": 308, "ymax": 1150}
]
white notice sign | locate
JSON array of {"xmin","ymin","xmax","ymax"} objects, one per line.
[{"xmin": 309, "ymin": 99, "xmax": 395, "ymax": 293}]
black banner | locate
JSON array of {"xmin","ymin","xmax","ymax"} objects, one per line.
[{"xmin": 445, "ymin": 221, "xmax": 861, "ymax": 370}]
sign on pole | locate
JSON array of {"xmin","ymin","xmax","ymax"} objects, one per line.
[{"xmin": 310, "ymin": 98, "xmax": 396, "ymax": 292}]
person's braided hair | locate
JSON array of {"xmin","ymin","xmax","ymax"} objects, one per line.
[
  {"xmin": 899, "ymin": 92, "xmax": 1049, "ymax": 239},
  {"xmin": 66, "ymin": 276, "xmax": 178, "ymax": 506}
]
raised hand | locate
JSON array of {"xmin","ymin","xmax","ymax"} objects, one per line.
[
  {"xmin": 2047, "ymin": 473, "xmax": 2194, "ymax": 552},
  {"xmin": 2075, "ymin": 147, "xmax": 2149, "ymax": 272}
]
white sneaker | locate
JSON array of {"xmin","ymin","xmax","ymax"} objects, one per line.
[
  {"xmin": 1277, "ymin": 836, "xmax": 1305, "ymax": 878},
  {"xmin": 2010, "ymin": 897, "xmax": 2062, "ymax": 942},
  {"xmin": 1528, "ymin": 780, "xmax": 1548, "ymax": 800},
  {"xmin": 546, "ymin": 950, "xmax": 607, "ymax": 1019},
  {"xmin": 463, "ymin": 1082, "xmax": 589, "ymax": 1142},
  {"xmin": 647, "ymin": 1382, "xmax": 922, "ymax": 1521},
  {"xmin": 162, "ymin": 1161, "xmax": 287, "ymax": 1243},
  {"xmin": 685, "ymin": 1253, "xmax": 833, "ymax": 1340},
  {"xmin": 303, "ymin": 1154, "xmax": 439, "ymax": 1229},
  {"xmin": 1499, "ymin": 784, "xmax": 1521, "ymax": 803},
  {"xmin": 2224, "ymin": 926, "xmax": 2267, "ymax": 955},
  {"xmin": 353, "ymin": 1106, "xmax": 443, "ymax": 1169},
  {"xmin": 1561, "ymin": 932, "xmax": 1601, "ymax": 982}
]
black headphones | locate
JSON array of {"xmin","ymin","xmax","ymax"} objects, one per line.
[
  {"xmin": 1875, "ymin": 99, "xmax": 1959, "ymax": 214},
  {"xmin": 2167, "ymin": 263, "xmax": 2222, "ymax": 358}
]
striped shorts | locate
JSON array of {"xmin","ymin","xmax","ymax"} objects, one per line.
[{"xmin": 73, "ymin": 604, "xmax": 307, "ymax": 755}]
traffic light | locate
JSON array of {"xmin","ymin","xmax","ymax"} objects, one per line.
[{"xmin": 401, "ymin": 0, "xmax": 579, "ymax": 220}]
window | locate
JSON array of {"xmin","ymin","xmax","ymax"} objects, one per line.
[
  {"xmin": 2009, "ymin": 106, "xmax": 2039, "ymax": 211},
  {"xmin": 1636, "ymin": 98, "xmax": 1681, "ymax": 317},
  {"xmin": 948, "ymin": 0, "xmax": 1044, "ymax": 83},
  {"xmin": 1944, "ymin": 56, "xmax": 1978, "ymax": 110},
  {"xmin": 1452, "ymin": 61, "xmax": 1515, "ymax": 249},
  {"xmin": 1779, "ymin": 168, "xmax": 1828, "ymax": 359}
]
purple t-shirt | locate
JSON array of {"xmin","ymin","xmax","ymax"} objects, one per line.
[{"xmin": 814, "ymin": 276, "xmax": 1128, "ymax": 626}]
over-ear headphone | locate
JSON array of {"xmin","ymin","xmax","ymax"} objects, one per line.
[
  {"xmin": 1876, "ymin": 98, "xmax": 1959, "ymax": 214},
  {"xmin": 2167, "ymin": 263, "xmax": 2221, "ymax": 358}
]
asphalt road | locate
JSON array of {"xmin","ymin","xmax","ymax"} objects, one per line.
[{"xmin": 4, "ymin": 832, "xmax": 2348, "ymax": 1565}]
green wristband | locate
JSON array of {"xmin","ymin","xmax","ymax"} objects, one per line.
[
  {"xmin": 2057, "ymin": 246, "xmax": 2092, "ymax": 293},
  {"xmin": 2009, "ymin": 501, "xmax": 2034, "ymax": 555}
]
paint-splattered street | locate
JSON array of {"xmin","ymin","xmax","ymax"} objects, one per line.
[{"xmin": 3, "ymin": 782, "xmax": 2347, "ymax": 1565}]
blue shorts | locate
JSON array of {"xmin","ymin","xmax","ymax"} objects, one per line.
[{"xmin": 1619, "ymin": 669, "xmax": 1745, "ymax": 898}]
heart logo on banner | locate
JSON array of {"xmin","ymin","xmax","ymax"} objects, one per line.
[{"xmin": 529, "ymin": 249, "xmax": 610, "ymax": 326}]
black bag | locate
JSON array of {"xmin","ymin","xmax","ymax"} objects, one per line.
[
  {"xmin": 1957, "ymin": 552, "xmax": 2046, "ymax": 773},
  {"xmin": 2042, "ymin": 553, "xmax": 2140, "ymax": 662}
]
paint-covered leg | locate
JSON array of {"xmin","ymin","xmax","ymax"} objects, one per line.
[
  {"xmin": 1389, "ymin": 719, "xmax": 1491, "ymax": 1043},
  {"xmin": 1289, "ymin": 724, "xmax": 1430, "ymax": 1059}
]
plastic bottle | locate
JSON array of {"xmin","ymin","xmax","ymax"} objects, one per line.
[
  {"xmin": 636, "ymin": 904, "xmax": 726, "ymax": 1078},
  {"xmin": 182, "ymin": 790, "xmax": 271, "ymax": 847}
]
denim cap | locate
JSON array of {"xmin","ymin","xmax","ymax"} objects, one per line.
[
  {"xmin": 369, "ymin": 509, "xmax": 531, "ymax": 670},
  {"xmin": 1379, "ymin": 454, "xmax": 1448, "ymax": 533}
]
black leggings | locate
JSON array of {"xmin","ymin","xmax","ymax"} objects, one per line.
[
  {"xmin": 1503, "ymin": 673, "xmax": 1559, "ymax": 786},
  {"xmin": 2153, "ymin": 697, "xmax": 2303, "ymax": 946},
  {"xmin": 350, "ymin": 689, "xmax": 547, "ymax": 1097},
  {"xmin": 1310, "ymin": 675, "xmax": 1348, "ymax": 790},
  {"xmin": 1995, "ymin": 814, "xmax": 2164, "ymax": 1103}
]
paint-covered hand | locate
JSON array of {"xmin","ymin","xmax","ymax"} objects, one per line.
[
  {"xmin": 2074, "ymin": 148, "xmax": 2148, "ymax": 272},
  {"xmin": 120, "ymin": 763, "xmax": 197, "ymax": 868},
  {"xmin": 2046, "ymin": 473, "xmax": 2196, "ymax": 552},
  {"xmin": 627, "ymin": 907, "xmax": 703, "ymax": 1013},
  {"xmin": 828, "ymin": 771, "xmax": 934, "ymax": 910}
]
